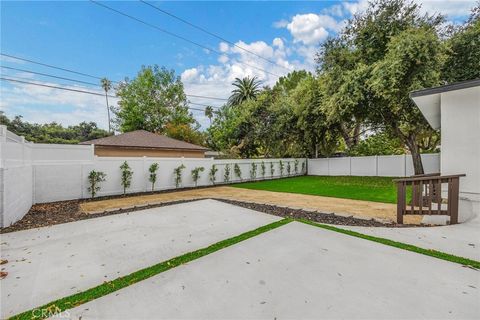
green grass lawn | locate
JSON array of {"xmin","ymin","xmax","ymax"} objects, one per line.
[{"xmin": 232, "ymin": 175, "xmax": 404, "ymax": 204}]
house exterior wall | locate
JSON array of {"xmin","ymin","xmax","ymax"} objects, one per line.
[
  {"xmin": 93, "ymin": 146, "xmax": 205, "ymax": 158},
  {"xmin": 441, "ymin": 86, "xmax": 480, "ymax": 220}
]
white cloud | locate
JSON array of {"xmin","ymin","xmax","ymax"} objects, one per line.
[
  {"xmin": 280, "ymin": 13, "xmax": 344, "ymax": 46},
  {"xmin": 273, "ymin": 19, "xmax": 289, "ymax": 28}
]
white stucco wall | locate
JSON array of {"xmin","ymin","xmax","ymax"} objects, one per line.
[{"xmin": 440, "ymin": 86, "xmax": 480, "ymax": 219}]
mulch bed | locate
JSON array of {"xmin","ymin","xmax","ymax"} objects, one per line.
[
  {"xmin": 214, "ymin": 198, "xmax": 400, "ymax": 227},
  {"xmin": 1, "ymin": 192, "xmax": 422, "ymax": 234}
]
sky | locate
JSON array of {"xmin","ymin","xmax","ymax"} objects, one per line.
[{"xmin": 0, "ymin": 0, "xmax": 476, "ymax": 130}]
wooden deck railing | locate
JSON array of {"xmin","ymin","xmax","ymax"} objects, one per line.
[{"xmin": 394, "ymin": 174, "xmax": 465, "ymax": 224}]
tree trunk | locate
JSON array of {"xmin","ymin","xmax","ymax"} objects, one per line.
[
  {"xmin": 405, "ymin": 135, "xmax": 424, "ymax": 175},
  {"xmin": 104, "ymin": 93, "xmax": 111, "ymax": 133}
]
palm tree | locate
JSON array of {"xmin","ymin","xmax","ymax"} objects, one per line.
[
  {"xmin": 100, "ymin": 77, "xmax": 112, "ymax": 133},
  {"xmin": 204, "ymin": 106, "xmax": 214, "ymax": 125},
  {"xmin": 228, "ymin": 76, "xmax": 262, "ymax": 106}
]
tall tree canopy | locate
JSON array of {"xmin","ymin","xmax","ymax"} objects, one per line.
[
  {"xmin": 227, "ymin": 76, "xmax": 262, "ymax": 106},
  {"xmin": 0, "ymin": 112, "xmax": 110, "ymax": 144},
  {"xmin": 316, "ymin": 0, "xmax": 446, "ymax": 174}
]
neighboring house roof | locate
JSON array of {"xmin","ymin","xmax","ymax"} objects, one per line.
[
  {"xmin": 80, "ymin": 130, "xmax": 208, "ymax": 151},
  {"xmin": 410, "ymin": 78, "xmax": 480, "ymax": 130}
]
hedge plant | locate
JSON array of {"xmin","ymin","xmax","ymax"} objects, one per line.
[
  {"xmin": 120, "ymin": 161, "xmax": 133, "ymax": 195},
  {"xmin": 87, "ymin": 170, "xmax": 106, "ymax": 199},
  {"xmin": 174, "ymin": 164, "xmax": 186, "ymax": 188},
  {"xmin": 250, "ymin": 162, "xmax": 257, "ymax": 180},
  {"xmin": 260, "ymin": 161, "xmax": 266, "ymax": 179},
  {"xmin": 148, "ymin": 163, "xmax": 159, "ymax": 191},
  {"xmin": 209, "ymin": 164, "xmax": 218, "ymax": 185},
  {"xmin": 234, "ymin": 163, "xmax": 242, "ymax": 181},
  {"xmin": 294, "ymin": 159, "xmax": 299, "ymax": 175},
  {"xmin": 270, "ymin": 162, "xmax": 275, "ymax": 177},
  {"xmin": 224, "ymin": 164, "xmax": 231, "ymax": 183},
  {"xmin": 191, "ymin": 166, "xmax": 204, "ymax": 187},
  {"xmin": 287, "ymin": 162, "xmax": 291, "ymax": 176},
  {"xmin": 279, "ymin": 160, "xmax": 284, "ymax": 177}
]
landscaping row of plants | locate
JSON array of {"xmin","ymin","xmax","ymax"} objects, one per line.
[{"xmin": 87, "ymin": 159, "xmax": 306, "ymax": 198}]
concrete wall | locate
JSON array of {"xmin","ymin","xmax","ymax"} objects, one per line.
[
  {"xmin": 308, "ymin": 154, "xmax": 440, "ymax": 177},
  {"xmin": 440, "ymin": 86, "xmax": 480, "ymax": 221}
]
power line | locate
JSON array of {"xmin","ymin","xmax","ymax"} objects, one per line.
[
  {"xmin": 1, "ymin": 53, "xmax": 228, "ymax": 102},
  {"xmin": 89, "ymin": 0, "xmax": 282, "ymax": 78},
  {"xmin": 0, "ymin": 76, "xmax": 219, "ymax": 112},
  {"xmin": 1, "ymin": 66, "xmax": 100, "ymax": 87},
  {"xmin": 0, "ymin": 53, "xmax": 117, "ymax": 82},
  {"xmin": 140, "ymin": 0, "xmax": 291, "ymax": 72}
]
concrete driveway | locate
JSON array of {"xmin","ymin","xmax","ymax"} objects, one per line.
[
  {"xmin": 65, "ymin": 221, "xmax": 479, "ymax": 319},
  {"xmin": 0, "ymin": 199, "xmax": 280, "ymax": 318}
]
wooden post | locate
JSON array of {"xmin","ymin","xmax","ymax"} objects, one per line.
[
  {"xmin": 397, "ymin": 181, "xmax": 405, "ymax": 224},
  {"xmin": 449, "ymin": 177, "xmax": 460, "ymax": 224}
]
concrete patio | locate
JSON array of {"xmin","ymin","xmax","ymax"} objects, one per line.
[
  {"xmin": 1, "ymin": 200, "xmax": 479, "ymax": 319},
  {"xmin": 65, "ymin": 220, "xmax": 479, "ymax": 319}
]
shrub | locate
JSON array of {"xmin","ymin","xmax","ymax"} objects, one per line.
[
  {"xmin": 209, "ymin": 165, "xmax": 218, "ymax": 185},
  {"xmin": 294, "ymin": 159, "xmax": 299, "ymax": 175},
  {"xmin": 279, "ymin": 160, "xmax": 284, "ymax": 177},
  {"xmin": 287, "ymin": 161, "xmax": 291, "ymax": 176},
  {"xmin": 261, "ymin": 161, "xmax": 266, "ymax": 179},
  {"xmin": 87, "ymin": 170, "xmax": 106, "ymax": 199},
  {"xmin": 250, "ymin": 162, "xmax": 257, "ymax": 180},
  {"xmin": 234, "ymin": 163, "xmax": 242, "ymax": 181},
  {"xmin": 148, "ymin": 163, "xmax": 159, "ymax": 191},
  {"xmin": 191, "ymin": 166, "xmax": 204, "ymax": 187},
  {"xmin": 174, "ymin": 164, "xmax": 186, "ymax": 188},
  {"xmin": 301, "ymin": 160, "xmax": 306, "ymax": 174},
  {"xmin": 120, "ymin": 161, "xmax": 133, "ymax": 195},
  {"xmin": 270, "ymin": 162, "xmax": 275, "ymax": 177},
  {"xmin": 224, "ymin": 164, "xmax": 231, "ymax": 183}
]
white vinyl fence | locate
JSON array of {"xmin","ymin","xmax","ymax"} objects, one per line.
[
  {"xmin": 0, "ymin": 126, "xmax": 305, "ymax": 227},
  {"xmin": 308, "ymin": 154, "xmax": 440, "ymax": 177}
]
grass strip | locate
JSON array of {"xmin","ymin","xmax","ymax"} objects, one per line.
[
  {"xmin": 10, "ymin": 218, "xmax": 292, "ymax": 320},
  {"xmin": 299, "ymin": 219, "xmax": 480, "ymax": 269}
]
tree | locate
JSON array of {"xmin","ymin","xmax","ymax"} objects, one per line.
[
  {"xmin": 120, "ymin": 161, "xmax": 133, "ymax": 195},
  {"xmin": 204, "ymin": 106, "xmax": 214, "ymax": 126},
  {"xmin": 100, "ymin": 78, "xmax": 112, "ymax": 133},
  {"xmin": 149, "ymin": 163, "xmax": 159, "ymax": 191},
  {"xmin": 87, "ymin": 170, "xmax": 106, "ymax": 199},
  {"xmin": 316, "ymin": 0, "xmax": 445, "ymax": 174},
  {"xmin": 442, "ymin": 5, "xmax": 480, "ymax": 82},
  {"xmin": 191, "ymin": 167, "xmax": 204, "ymax": 187},
  {"xmin": 0, "ymin": 112, "xmax": 110, "ymax": 144},
  {"xmin": 228, "ymin": 76, "xmax": 262, "ymax": 106},
  {"xmin": 113, "ymin": 65, "xmax": 197, "ymax": 137}
]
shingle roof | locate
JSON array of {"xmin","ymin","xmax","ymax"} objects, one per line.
[{"xmin": 79, "ymin": 130, "xmax": 208, "ymax": 151}]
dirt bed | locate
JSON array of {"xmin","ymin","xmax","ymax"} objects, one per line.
[{"xmin": 2, "ymin": 195, "xmax": 421, "ymax": 233}]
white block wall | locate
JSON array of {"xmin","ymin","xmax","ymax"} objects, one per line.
[{"xmin": 308, "ymin": 154, "xmax": 440, "ymax": 177}]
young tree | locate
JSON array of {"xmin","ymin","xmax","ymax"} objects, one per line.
[
  {"xmin": 279, "ymin": 160, "xmax": 284, "ymax": 177},
  {"xmin": 250, "ymin": 162, "xmax": 257, "ymax": 180},
  {"xmin": 270, "ymin": 162, "xmax": 275, "ymax": 177},
  {"xmin": 209, "ymin": 165, "xmax": 218, "ymax": 185},
  {"xmin": 87, "ymin": 170, "xmax": 106, "ymax": 199},
  {"xmin": 260, "ymin": 161, "xmax": 266, "ymax": 179},
  {"xmin": 148, "ymin": 163, "xmax": 159, "ymax": 191},
  {"xmin": 191, "ymin": 166, "xmax": 204, "ymax": 187},
  {"xmin": 234, "ymin": 163, "xmax": 242, "ymax": 181},
  {"xmin": 120, "ymin": 161, "xmax": 133, "ymax": 195},
  {"xmin": 174, "ymin": 164, "xmax": 186, "ymax": 188},
  {"xmin": 224, "ymin": 164, "xmax": 231, "ymax": 183}
]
